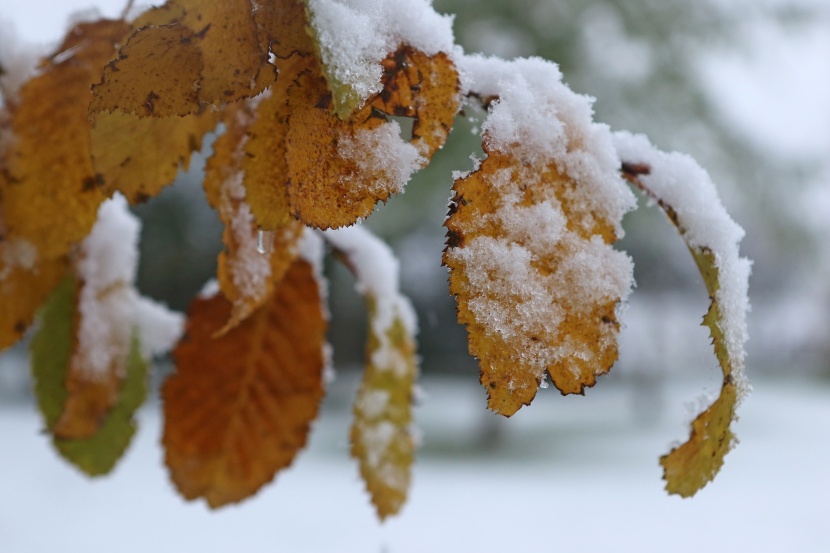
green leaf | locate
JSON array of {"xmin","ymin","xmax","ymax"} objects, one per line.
[
  {"xmin": 53, "ymin": 336, "xmax": 148, "ymax": 476},
  {"xmin": 30, "ymin": 274, "xmax": 148, "ymax": 476},
  {"xmin": 30, "ymin": 274, "xmax": 75, "ymax": 429}
]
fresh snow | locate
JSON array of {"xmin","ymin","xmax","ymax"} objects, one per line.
[
  {"xmin": 613, "ymin": 131, "xmax": 752, "ymax": 400},
  {"xmin": 1, "ymin": 375, "xmax": 828, "ymax": 553},
  {"xmin": 74, "ymin": 195, "xmax": 183, "ymax": 377},
  {"xmin": 305, "ymin": 0, "xmax": 456, "ymax": 108}
]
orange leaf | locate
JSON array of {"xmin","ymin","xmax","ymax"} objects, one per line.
[
  {"xmin": 371, "ymin": 46, "xmax": 459, "ymax": 159},
  {"xmin": 444, "ymin": 147, "xmax": 631, "ymax": 416},
  {"xmin": 91, "ymin": 0, "xmax": 275, "ymax": 117},
  {"xmin": 163, "ymin": 258, "xmax": 328, "ymax": 507},
  {"xmin": 3, "ymin": 20, "xmax": 129, "ymax": 260},
  {"xmin": 286, "ymin": 60, "xmax": 424, "ymax": 228}
]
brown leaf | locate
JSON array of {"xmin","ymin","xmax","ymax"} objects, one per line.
[
  {"xmin": 90, "ymin": 108, "xmax": 219, "ymax": 203},
  {"xmin": 163, "ymin": 258, "xmax": 328, "ymax": 507},
  {"xmin": 444, "ymin": 147, "xmax": 630, "ymax": 416},
  {"xmin": 91, "ymin": 0, "xmax": 275, "ymax": 117},
  {"xmin": 253, "ymin": 0, "xmax": 315, "ymax": 59},
  {"xmin": 3, "ymin": 20, "xmax": 129, "ymax": 260},
  {"xmin": 0, "ymin": 255, "xmax": 67, "ymax": 351},
  {"xmin": 371, "ymin": 46, "xmax": 459, "ymax": 158}
]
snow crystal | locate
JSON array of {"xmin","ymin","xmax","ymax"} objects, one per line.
[
  {"xmin": 355, "ymin": 389, "xmax": 391, "ymax": 419},
  {"xmin": 458, "ymin": 55, "xmax": 637, "ymax": 237},
  {"xmin": 306, "ymin": 0, "xmax": 456, "ymax": 107},
  {"xmin": 337, "ymin": 121, "xmax": 424, "ymax": 195},
  {"xmin": 359, "ymin": 420, "xmax": 396, "ymax": 468},
  {"xmin": 74, "ymin": 195, "xmax": 183, "ymax": 379},
  {"xmin": 613, "ymin": 131, "xmax": 751, "ymax": 400}
]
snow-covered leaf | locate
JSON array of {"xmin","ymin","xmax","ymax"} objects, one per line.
[
  {"xmin": 325, "ymin": 226, "xmax": 418, "ymax": 519},
  {"xmin": 30, "ymin": 274, "xmax": 149, "ymax": 476},
  {"xmin": 203, "ymin": 101, "xmax": 304, "ymax": 332},
  {"xmin": 616, "ymin": 131, "xmax": 751, "ymax": 497},
  {"xmin": 446, "ymin": 57, "xmax": 635, "ymax": 416}
]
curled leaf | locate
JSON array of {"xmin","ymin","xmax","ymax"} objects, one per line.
[
  {"xmin": 163, "ymin": 258, "xmax": 328, "ymax": 508},
  {"xmin": 325, "ymin": 226, "xmax": 419, "ymax": 519},
  {"xmin": 616, "ymin": 130, "xmax": 751, "ymax": 497},
  {"xmin": 371, "ymin": 46, "xmax": 459, "ymax": 158}
]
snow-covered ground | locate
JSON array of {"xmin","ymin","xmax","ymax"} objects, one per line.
[{"xmin": 1, "ymin": 374, "xmax": 828, "ymax": 553}]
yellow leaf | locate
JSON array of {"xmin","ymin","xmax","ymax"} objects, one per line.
[
  {"xmin": 444, "ymin": 146, "xmax": 630, "ymax": 416},
  {"xmin": 285, "ymin": 60, "xmax": 390, "ymax": 228},
  {"xmin": 3, "ymin": 20, "xmax": 129, "ymax": 259},
  {"xmin": 91, "ymin": 0, "xmax": 275, "ymax": 117},
  {"xmin": 90, "ymin": 108, "xmax": 219, "ymax": 203},
  {"xmin": 351, "ymin": 306, "xmax": 417, "ymax": 520},
  {"xmin": 163, "ymin": 258, "xmax": 328, "ymax": 507},
  {"xmin": 203, "ymin": 102, "xmax": 304, "ymax": 332},
  {"xmin": 253, "ymin": 0, "xmax": 315, "ymax": 59},
  {"xmin": 620, "ymin": 148, "xmax": 750, "ymax": 497},
  {"xmin": 239, "ymin": 55, "xmax": 308, "ymax": 231}
]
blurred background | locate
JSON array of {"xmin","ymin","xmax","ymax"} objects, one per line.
[{"xmin": 1, "ymin": 0, "xmax": 829, "ymax": 551}]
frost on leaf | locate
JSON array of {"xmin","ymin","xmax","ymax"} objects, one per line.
[
  {"xmin": 91, "ymin": 0, "xmax": 275, "ymax": 118},
  {"xmin": 163, "ymin": 258, "xmax": 328, "ymax": 508},
  {"xmin": 30, "ymin": 275, "xmax": 149, "ymax": 476},
  {"xmin": 445, "ymin": 57, "xmax": 635, "ymax": 416},
  {"xmin": 2, "ymin": 19, "xmax": 129, "ymax": 260},
  {"xmin": 325, "ymin": 226, "xmax": 419, "ymax": 519},
  {"xmin": 204, "ymin": 102, "xmax": 304, "ymax": 332},
  {"xmin": 90, "ymin": 108, "xmax": 219, "ymax": 204},
  {"xmin": 616, "ymin": 131, "xmax": 751, "ymax": 497}
]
